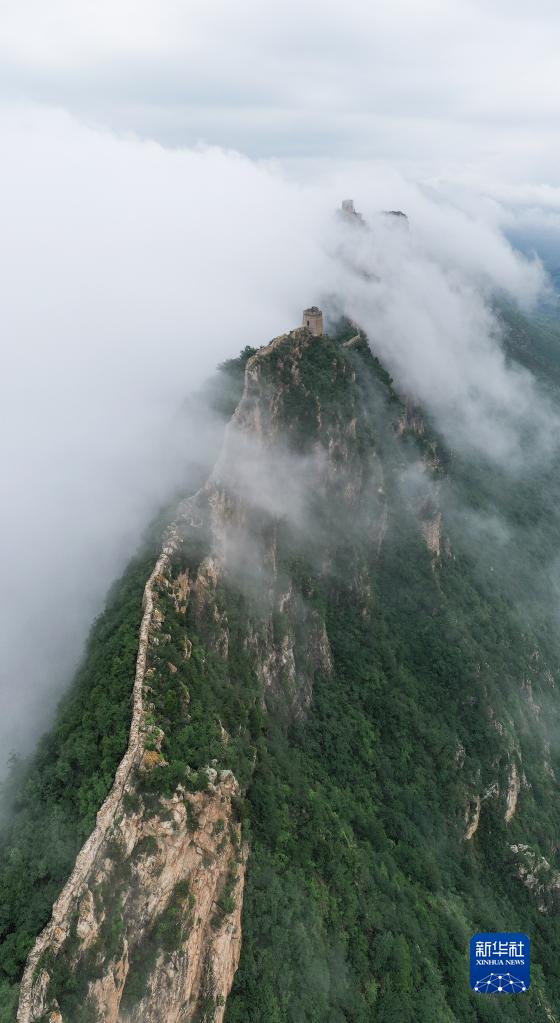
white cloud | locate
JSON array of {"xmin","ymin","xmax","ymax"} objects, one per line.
[
  {"xmin": 0, "ymin": 99, "xmax": 555, "ymax": 771},
  {"xmin": 0, "ymin": 105, "xmax": 331, "ymax": 762},
  {"xmin": 328, "ymin": 203, "xmax": 552, "ymax": 464},
  {"xmin": 2, "ymin": 0, "xmax": 560, "ymax": 179}
]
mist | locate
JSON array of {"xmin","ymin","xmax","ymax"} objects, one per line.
[
  {"xmin": 0, "ymin": 104, "xmax": 329, "ymax": 764},
  {"xmin": 1, "ymin": 101, "xmax": 557, "ymax": 772},
  {"xmin": 326, "ymin": 196, "xmax": 554, "ymax": 467}
]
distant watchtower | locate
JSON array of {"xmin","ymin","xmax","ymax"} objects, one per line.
[
  {"xmin": 339, "ymin": 199, "xmax": 365, "ymax": 224},
  {"xmin": 303, "ymin": 306, "xmax": 324, "ymax": 336}
]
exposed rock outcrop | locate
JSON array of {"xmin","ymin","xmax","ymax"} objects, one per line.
[
  {"xmin": 18, "ymin": 329, "xmax": 352, "ymax": 1021},
  {"xmin": 18, "ymin": 326, "xmax": 463, "ymax": 1021},
  {"xmin": 17, "ymin": 525, "xmax": 246, "ymax": 1023},
  {"xmin": 510, "ymin": 844, "xmax": 560, "ymax": 914},
  {"xmin": 505, "ymin": 761, "xmax": 521, "ymax": 822},
  {"xmin": 84, "ymin": 775, "xmax": 245, "ymax": 1023},
  {"xmin": 420, "ymin": 509, "xmax": 443, "ymax": 558},
  {"xmin": 464, "ymin": 795, "xmax": 481, "ymax": 840},
  {"xmin": 17, "ymin": 530, "xmax": 182, "ymax": 1023}
]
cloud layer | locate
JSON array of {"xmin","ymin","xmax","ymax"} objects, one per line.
[
  {"xmin": 327, "ymin": 194, "xmax": 553, "ymax": 464},
  {"xmin": 0, "ymin": 103, "xmax": 554, "ymax": 770},
  {"xmin": 0, "ymin": 106, "xmax": 327, "ymax": 762},
  {"xmin": 2, "ymin": 0, "xmax": 560, "ymax": 181}
]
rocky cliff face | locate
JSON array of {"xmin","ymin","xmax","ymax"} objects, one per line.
[
  {"xmin": 16, "ymin": 529, "xmax": 246, "ymax": 1023},
  {"xmin": 17, "ymin": 326, "xmax": 385, "ymax": 1021},
  {"xmin": 83, "ymin": 775, "xmax": 244, "ymax": 1023},
  {"xmin": 172, "ymin": 327, "xmax": 391, "ymax": 720},
  {"xmin": 15, "ymin": 323, "xmax": 560, "ymax": 1023},
  {"xmin": 28, "ymin": 776, "xmax": 244, "ymax": 1023},
  {"xmin": 17, "ymin": 532, "xmax": 182, "ymax": 1023}
]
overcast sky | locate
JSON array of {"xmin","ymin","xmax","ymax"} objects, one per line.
[
  {"xmin": 1, "ymin": 0, "xmax": 560, "ymax": 185},
  {"xmin": 2, "ymin": 1, "xmax": 560, "ymax": 771}
]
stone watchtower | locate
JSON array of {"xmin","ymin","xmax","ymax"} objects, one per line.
[
  {"xmin": 303, "ymin": 306, "xmax": 324, "ymax": 336},
  {"xmin": 340, "ymin": 199, "xmax": 365, "ymax": 224}
]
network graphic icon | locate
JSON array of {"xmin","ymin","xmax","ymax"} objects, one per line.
[
  {"xmin": 474, "ymin": 972, "xmax": 527, "ymax": 994},
  {"xmin": 470, "ymin": 932, "xmax": 531, "ymax": 995}
]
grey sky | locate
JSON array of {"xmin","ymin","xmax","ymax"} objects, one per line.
[
  {"xmin": 1, "ymin": 2, "xmax": 560, "ymax": 772},
  {"xmin": 1, "ymin": 0, "xmax": 560, "ymax": 180}
]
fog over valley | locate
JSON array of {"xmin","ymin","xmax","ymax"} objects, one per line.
[
  {"xmin": 3, "ymin": 6, "xmax": 560, "ymax": 1022},
  {"xmin": 2, "ymin": 107, "xmax": 558, "ymax": 764}
]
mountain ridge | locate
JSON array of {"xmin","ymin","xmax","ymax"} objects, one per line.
[{"xmin": 1, "ymin": 320, "xmax": 560, "ymax": 1021}]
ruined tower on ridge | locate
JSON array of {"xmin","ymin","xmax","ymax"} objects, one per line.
[
  {"xmin": 302, "ymin": 306, "xmax": 324, "ymax": 336},
  {"xmin": 339, "ymin": 199, "xmax": 365, "ymax": 224}
]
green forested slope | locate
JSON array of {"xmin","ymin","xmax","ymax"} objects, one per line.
[
  {"xmin": 1, "ymin": 320, "xmax": 560, "ymax": 1021},
  {"xmin": 224, "ymin": 325, "xmax": 560, "ymax": 1021},
  {"xmin": 0, "ymin": 553, "xmax": 154, "ymax": 1017},
  {"xmin": 226, "ymin": 503, "xmax": 560, "ymax": 1022}
]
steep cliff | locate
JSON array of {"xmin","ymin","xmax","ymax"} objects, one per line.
[
  {"xmin": 13, "ymin": 325, "xmax": 386, "ymax": 1020},
  {"xmin": 2, "ymin": 320, "xmax": 560, "ymax": 1022}
]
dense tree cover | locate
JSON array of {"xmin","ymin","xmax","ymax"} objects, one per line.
[
  {"xmin": 224, "ymin": 509, "xmax": 560, "ymax": 1020},
  {"xmin": 0, "ymin": 353, "xmax": 251, "ymax": 1017},
  {"xmin": 1, "ymin": 320, "xmax": 560, "ymax": 1020},
  {"xmin": 0, "ymin": 350, "xmax": 257, "ymax": 1017},
  {"xmin": 224, "ymin": 324, "xmax": 560, "ymax": 1020},
  {"xmin": 0, "ymin": 551, "xmax": 155, "ymax": 1014},
  {"xmin": 143, "ymin": 573, "xmax": 263, "ymax": 799},
  {"xmin": 500, "ymin": 302, "xmax": 560, "ymax": 386}
]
